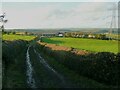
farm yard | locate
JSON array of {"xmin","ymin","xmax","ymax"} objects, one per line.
[{"xmin": 42, "ymin": 37, "xmax": 119, "ymax": 53}]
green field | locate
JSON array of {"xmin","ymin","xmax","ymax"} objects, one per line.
[
  {"xmin": 2, "ymin": 34, "xmax": 36, "ymax": 41},
  {"xmin": 42, "ymin": 37, "xmax": 119, "ymax": 53}
]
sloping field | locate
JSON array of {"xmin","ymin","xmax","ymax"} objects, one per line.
[{"xmin": 42, "ymin": 37, "xmax": 119, "ymax": 53}]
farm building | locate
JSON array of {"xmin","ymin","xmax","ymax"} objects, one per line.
[
  {"xmin": 42, "ymin": 33, "xmax": 56, "ymax": 37},
  {"xmin": 57, "ymin": 32, "xmax": 64, "ymax": 37},
  {"xmin": 88, "ymin": 34, "xmax": 95, "ymax": 38},
  {"xmin": 58, "ymin": 33, "xmax": 63, "ymax": 37},
  {"xmin": 16, "ymin": 32, "xmax": 26, "ymax": 35}
]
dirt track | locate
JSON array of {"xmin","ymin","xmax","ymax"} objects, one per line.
[{"xmin": 27, "ymin": 45, "xmax": 71, "ymax": 88}]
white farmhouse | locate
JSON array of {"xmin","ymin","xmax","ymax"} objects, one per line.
[{"xmin": 58, "ymin": 33, "xmax": 63, "ymax": 37}]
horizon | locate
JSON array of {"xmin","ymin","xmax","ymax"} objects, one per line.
[{"xmin": 4, "ymin": 27, "xmax": 118, "ymax": 30}]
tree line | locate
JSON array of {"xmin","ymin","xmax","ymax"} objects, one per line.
[{"xmin": 64, "ymin": 32, "xmax": 118, "ymax": 40}]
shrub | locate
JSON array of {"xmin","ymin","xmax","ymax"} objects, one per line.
[
  {"xmin": 37, "ymin": 42, "xmax": 120, "ymax": 86},
  {"xmin": 2, "ymin": 40, "xmax": 28, "ymax": 66}
]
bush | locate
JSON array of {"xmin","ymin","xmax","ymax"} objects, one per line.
[
  {"xmin": 37, "ymin": 43, "xmax": 120, "ymax": 86},
  {"xmin": 2, "ymin": 40, "xmax": 28, "ymax": 66}
]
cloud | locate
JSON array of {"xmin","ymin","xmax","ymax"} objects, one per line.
[{"xmin": 3, "ymin": 2, "xmax": 118, "ymax": 29}]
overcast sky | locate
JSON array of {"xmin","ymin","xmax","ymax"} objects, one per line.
[{"xmin": 0, "ymin": 0, "xmax": 119, "ymax": 29}]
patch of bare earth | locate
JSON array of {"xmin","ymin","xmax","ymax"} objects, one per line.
[{"xmin": 37, "ymin": 41, "xmax": 90, "ymax": 55}]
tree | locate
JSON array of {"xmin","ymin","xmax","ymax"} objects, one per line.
[
  {"xmin": 25, "ymin": 32, "xmax": 28, "ymax": 35},
  {"xmin": 12, "ymin": 31, "xmax": 16, "ymax": 35},
  {"xmin": 0, "ymin": 13, "xmax": 8, "ymax": 32}
]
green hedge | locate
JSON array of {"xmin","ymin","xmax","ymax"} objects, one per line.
[
  {"xmin": 2, "ymin": 40, "xmax": 29, "ymax": 88},
  {"xmin": 37, "ymin": 43, "xmax": 120, "ymax": 86},
  {"xmin": 2, "ymin": 40, "xmax": 28, "ymax": 66}
]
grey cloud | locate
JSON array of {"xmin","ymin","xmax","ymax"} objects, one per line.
[{"xmin": 47, "ymin": 9, "xmax": 74, "ymax": 19}]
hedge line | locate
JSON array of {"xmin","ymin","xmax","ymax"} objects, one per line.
[
  {"xmin": 2, "ymin": 40, "xmax": 28, "ymax": 66},
  {"xmin": 36, "ymin": 42, "xmax": 120, "ymax": 86},
  {"xmin": 2, "ymin": 40, "xmax": 29, "ymax": 88}
]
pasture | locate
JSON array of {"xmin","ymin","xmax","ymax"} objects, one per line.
[
  {"xmin": 42, "ymin": 37, "xmax": 119, "ymax": 53},
  {"xmin": 2, "ymin": 34, "xmax": 36, "ymax": 41}
]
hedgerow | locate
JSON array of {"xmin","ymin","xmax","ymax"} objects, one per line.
[{"xmin": 37, "ymin": 42, "xmax": 120, "ymax": 86}]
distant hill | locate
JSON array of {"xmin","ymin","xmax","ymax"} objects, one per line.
[{"xmin": 5, "ymin": 28, "xmax": 119, "ymax": 34}]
